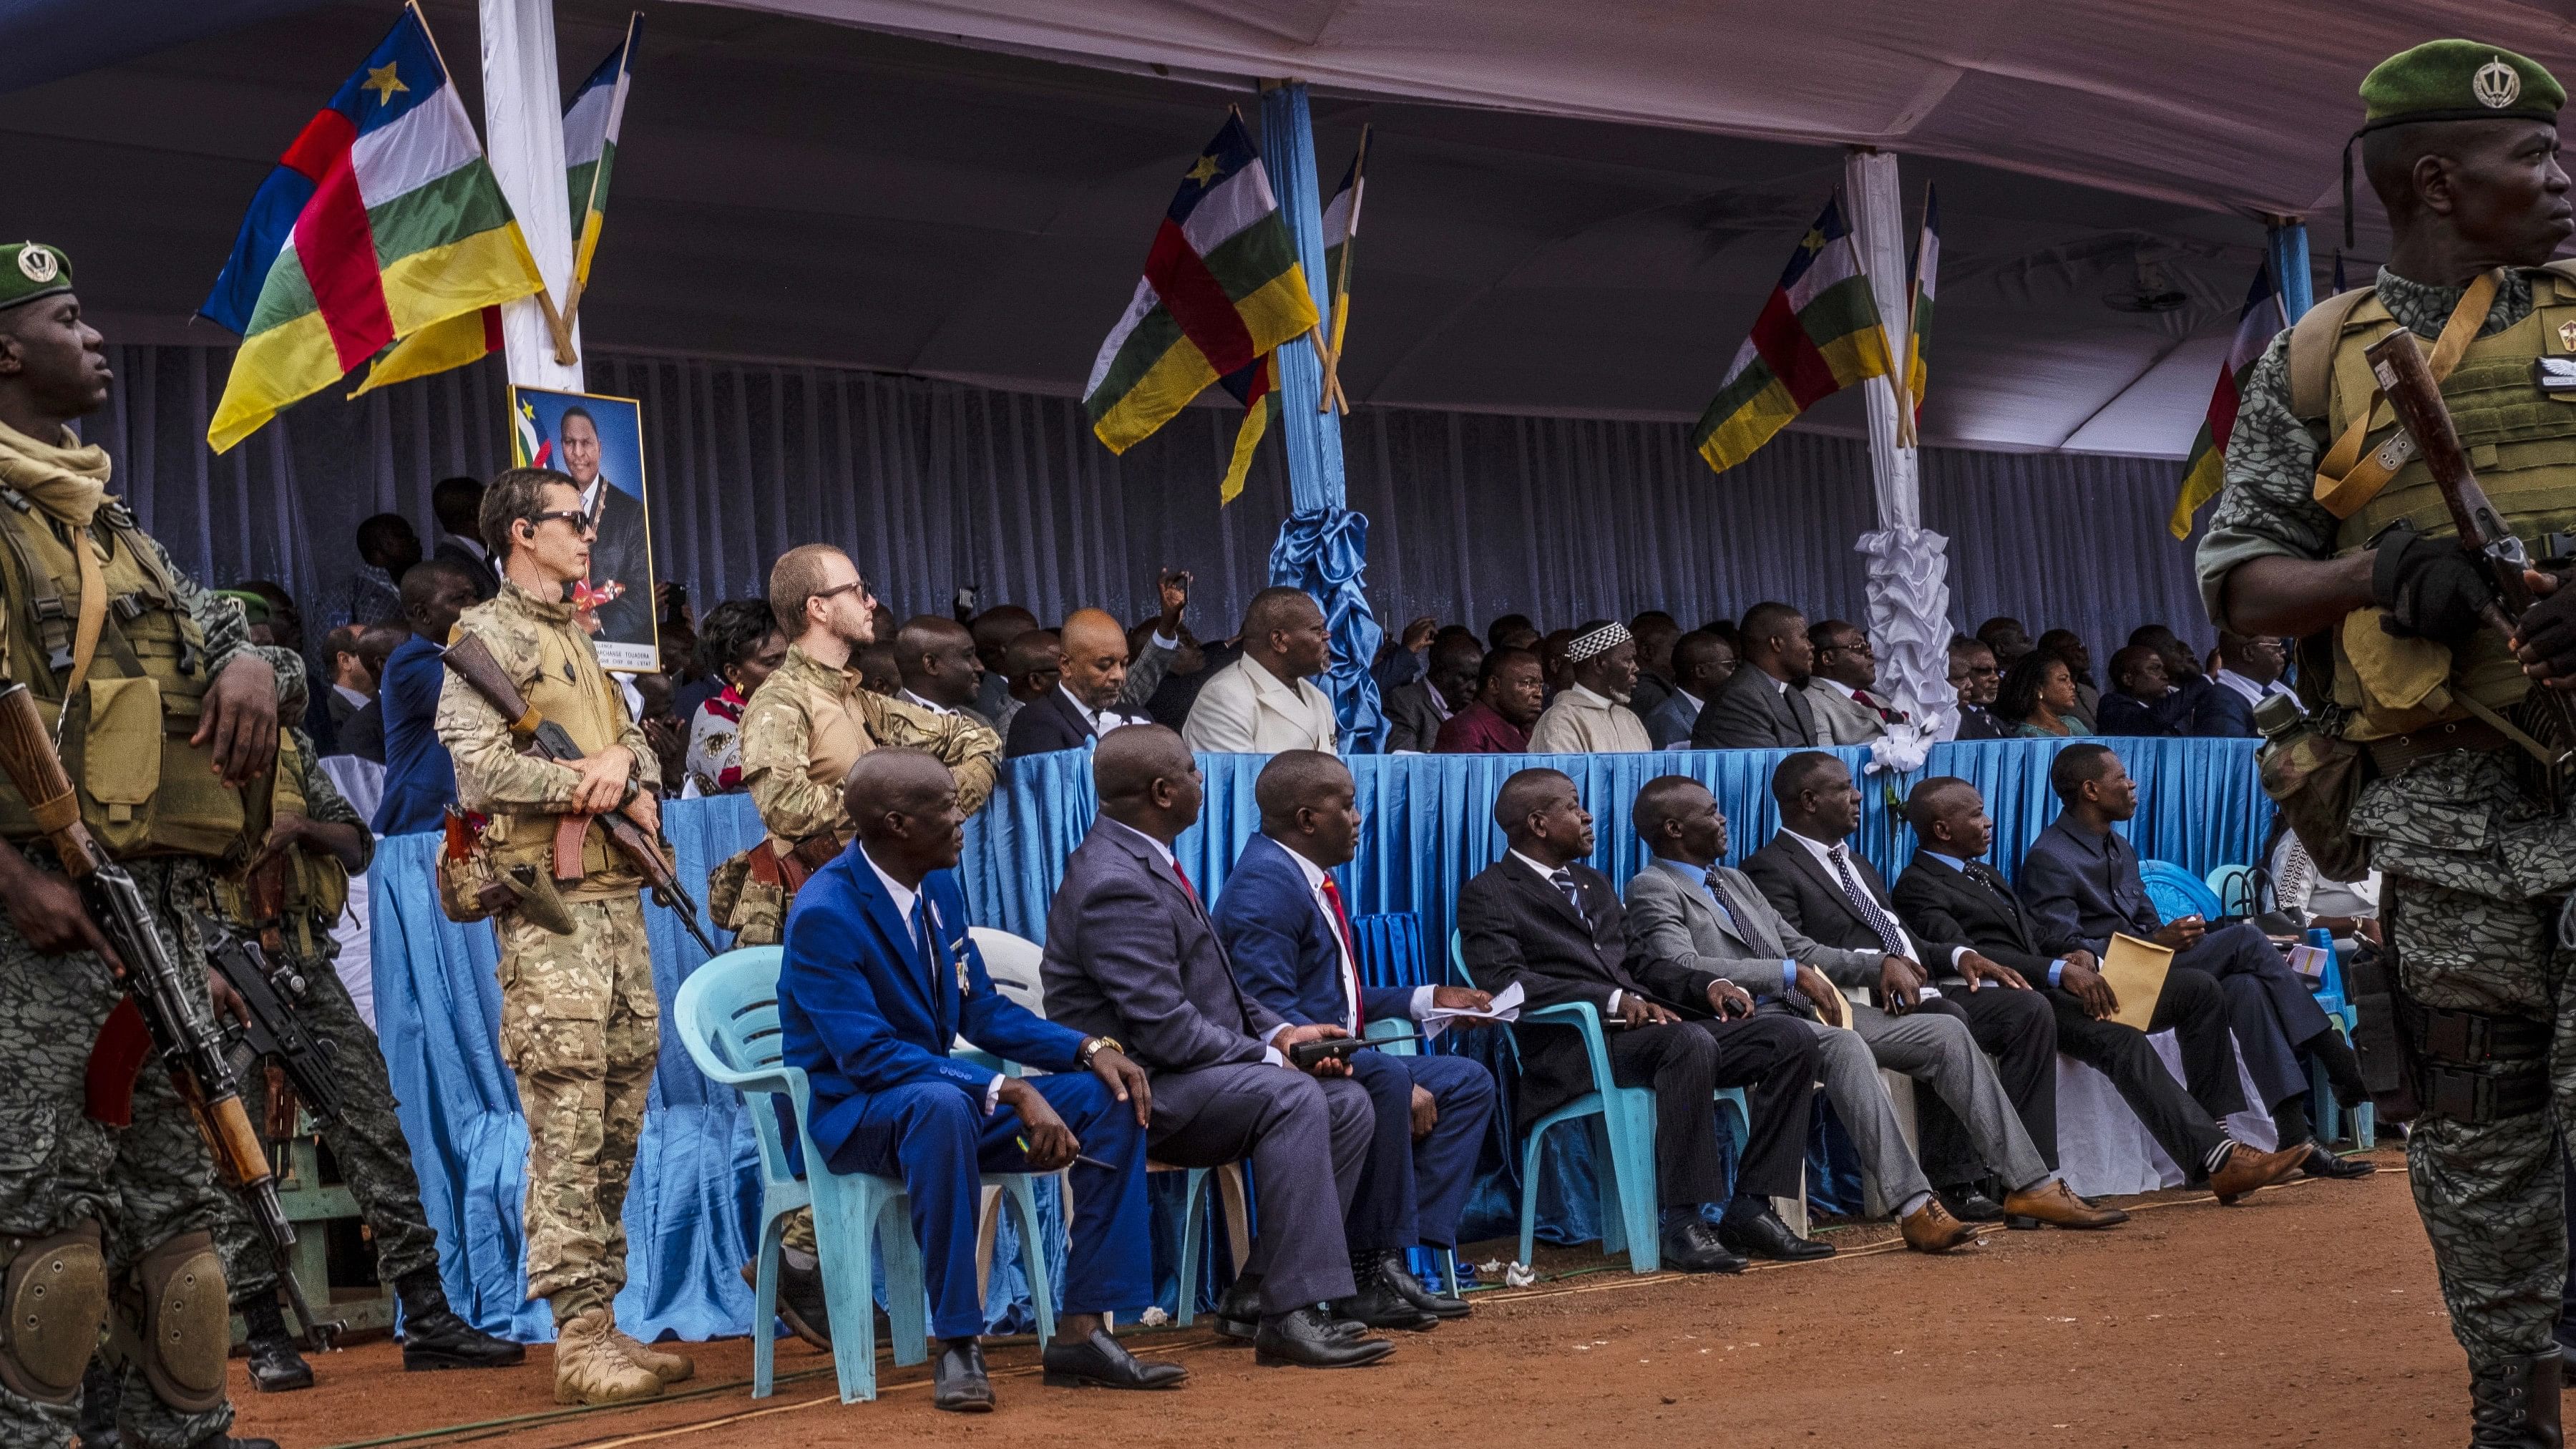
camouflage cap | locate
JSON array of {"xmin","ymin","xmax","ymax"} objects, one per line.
[
  {"xmin": 2361, "ymin": 41, "xmax": 2564, "ymax": 128},
  {"xmin": 0, "ymin": 243, "xmax": 72, "ymax": 311}
]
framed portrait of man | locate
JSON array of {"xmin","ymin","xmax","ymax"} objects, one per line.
[{"xmin": 508, "ymin": 385, "xmax": 658, "ymax": 671}]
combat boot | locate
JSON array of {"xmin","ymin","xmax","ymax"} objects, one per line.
[
  {"xmin": 236, "ymin": 1295, "xmax": 313, "ymax": 1392},
  {"xmin": 552, "ymin": 1311, "xmax": 662, "ymax": 1405},
  {"xmin": 2469, "ymin": 1350, "xmax": 2563, "ymax": 1448},
  {"xmin": 396, "ymin": 1269, "xmax": 527, "ymax": 1370},
  {"xmin": 611, "ymin": 1326, "xmax": 696, "ymax": 1385}
]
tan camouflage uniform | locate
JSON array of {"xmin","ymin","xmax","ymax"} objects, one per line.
[
  {"xmin": 435, "ymin": 580, "xmax": 660, "ymax": 1325},
  {"xmin": 727, "ymin": 643, "xmax": 998, "ymax": 946},
  {"xmin": 2198, "ymin": 266, "xmax": 2576, "ymax": 1371}
]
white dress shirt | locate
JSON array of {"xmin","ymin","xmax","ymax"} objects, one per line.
[
  {"xmin": 1060, "ymin": 682, "xmax": 1151, "ymax": 736},
  {"xmin": 1279, "ymin": 842, "xmax": 1433, "ymax": 1031},
  {"xmin": 1779, "ymin": 829, "xmax": 1970, "ymax": 974},
  {"xmin": 859, "ymin": 844, "xmax": 1002, "ymax": 1111},
  {"xmin": 2215, "ymin": 668, "xmax": 2299, "ymax": 714}
]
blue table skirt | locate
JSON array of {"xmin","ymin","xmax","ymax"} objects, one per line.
[{"xmin": 373, "ymin": 738, "xmax": 2269, "ymax": 1337}]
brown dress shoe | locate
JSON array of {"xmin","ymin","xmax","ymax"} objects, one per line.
[
  {"xmin": 2208, "ymin": 1143, "xmax": 2308, "ymax": 1204},
  {"xmin": 2001, "ymin": 1179, "xmax": 2129, "ymax": 1228},
  {"xmin": 1899, "ymin": 1196, "xmax": 1981, "ymax": 1253}
]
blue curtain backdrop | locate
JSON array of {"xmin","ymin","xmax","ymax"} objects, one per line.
[{"xmin": 374, "ymin": 737, "xmax": 2268, "ymax": 1340}]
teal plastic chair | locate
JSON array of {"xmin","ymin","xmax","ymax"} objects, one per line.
[
  {"xmin": 2140, "ymin": 860, "xmax": 2224, "ymax": 924},
  {"xmin": 673, "ymin": 947, "xmax": 1055, "ymax": 1402},
  {"xmin": 1448, "ymin": 933, "xmax": 1749, "ymax": 1275},
  {"xmin": 2205, "ymin": 863, "xmax": 2263, "ymax": 918},
  {"xmin": 2308, "ymin": 945, "xmax": 2377, "ymax": 1151}
]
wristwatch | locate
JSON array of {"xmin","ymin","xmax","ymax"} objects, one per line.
[{"xmin": 1077, "ymin": 1035, "xmax": 1124, "ymax": 1070}]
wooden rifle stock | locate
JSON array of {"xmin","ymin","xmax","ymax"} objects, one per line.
[
  {"xmin": 2363, "ymin": 328, "xmax": 2538, "ymax": 630},
  {"xmin": 0, "ymin": 683, "xmax": 103, "ymax": 878}
]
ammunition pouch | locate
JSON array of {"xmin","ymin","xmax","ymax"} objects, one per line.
[
  {"xmin": 2396, "ymin": 990, "xmax": 2553, "ymax": 1126},
  {"xmin": 435, "ymin": 808, "xmax": 502, "ymax": 924},
  {"xmin": 708, "ymin": 832, "xmax": 840, "ymax": 942}
]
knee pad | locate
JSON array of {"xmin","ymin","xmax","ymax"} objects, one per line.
[
  {"xmin": 0, "ymin": 1222, "xmax": 108, "ymax": 1406},
  {"xmin": 132, "ymin": 1231, "xmax": 227, "ymax": 1415}
]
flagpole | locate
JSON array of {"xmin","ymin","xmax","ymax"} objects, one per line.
[
  {"xmin": 1894, "ymin": 180, "xmax": 1930, "ymax": 450},
  {"xmin": 1316, "ymin": 123, "xmax": 1367, "ymax": 415}
]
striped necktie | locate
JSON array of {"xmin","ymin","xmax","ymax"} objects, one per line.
[
  {"xmin": 1828, "ymin": 844, "xmax": 1908, "ymax": 957},
  {"xmin": 1549, "ymin": 868, "xmax": 1587, "ymax": 926}
]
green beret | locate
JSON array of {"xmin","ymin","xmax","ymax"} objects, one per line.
[
  {"xmin": 215, "ymin": 589, "xmax": 272, "ymax": 625},
  {"xmin": 0, "ymin": 243, "xmax": 72, "ymax": 311},
  {"xmin": 2361, "ymin": 40, "xmax": 2564, "ymax": 129}
]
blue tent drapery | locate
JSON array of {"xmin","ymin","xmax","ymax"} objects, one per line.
[{"xmin": 374, "ymin": 737, "xmax": 2270, "ymax": 1339}]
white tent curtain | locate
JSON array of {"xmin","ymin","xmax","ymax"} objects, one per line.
[{"xmin": 86, "ymin": 344, "xmax": 2202, "ymax": 663}]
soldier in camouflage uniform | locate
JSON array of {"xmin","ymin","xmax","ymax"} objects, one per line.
[
  {"xmin": 2197, "ymin": 43, "xmax": 2576, "ymax": 1447},
  {"xmin": 720, "ymin": 543, "xmax": 998, "ymax": 1344},
  {"xmin": 434, "ymin": 467, "xmax": 690, "ymax": 1407},
  {"xmin": 204, "ymin": 723, "xmax": 521, "ymax": 1391},
  {"xmin": 0, "ymin": 245, "xmax": 283, "ymax": 1449}
]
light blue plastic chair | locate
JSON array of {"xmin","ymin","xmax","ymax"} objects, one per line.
[
  {"xmin": 1448, "ymin": 933, "xmax": 1749, "ymax": 1275},
  {"xmin": 2308, "ymin": 943, "xmax": 2377, "ymax": 1151},
  {"xmin": 2140, "ymin": 860, "xmax": 2224, "ymax": 924},
  {"xmin": 2204, "ymin": 863, "xmax": 2263, "ymax": 918},
  {"xmin": 673, "ymin": 946, "xmax": 1055, "ymax": 1402}
]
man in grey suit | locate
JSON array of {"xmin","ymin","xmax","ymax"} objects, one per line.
[
  {"xmin": 1621, "ymin": 776, "xmax": 1980, "ymax": 1254},
  {"xmin": 1689, "ymin": 602, "xmax": 1825, "ymax": 750},
  {"xmin": 1802, "ymin": 620, "xmax": 1907, "ymax": 746},
  {"xmin": 1737, "ymin": 755, "xmax": 2128, "ymax": 1231},
  {"xmin": 1383, "ymin": 632, "xmax": 1482, "ymax": 752},
  {"xmin": 1643, "ymin": 630, "xmax": 1735, "ymax": 748},
  {"xmin": 1039, "ymin": 726, "xmax": 1393, "ymax": 1370}
]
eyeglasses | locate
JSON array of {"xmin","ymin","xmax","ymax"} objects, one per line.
[
  {"xmin": 813, "ymin": 577, "xmax": 874, "ymax": 605},
  {"xmin": 527, "ymin": 509, "xmax": 599, "ymax": 537}
]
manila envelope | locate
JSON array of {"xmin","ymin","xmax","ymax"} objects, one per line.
[{"xmin": 2099, "ymin": 932, "xmax": 2175, "ymax": 1032}]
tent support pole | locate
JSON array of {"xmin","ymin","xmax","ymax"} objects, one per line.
[
  {"xmin": 1259, "ymin": 80, "xmax": 1384, "ymax": 747},
  {"xmin": 1842, "ymin": 147, "xmax": 1952, "ymax": 738},
  {"xmin": 479, "ymin": 0, "xmax": 583, "ymax": 389},
  {"xmin": 2267, "ymin": 218, "xmax": 2314, "ymax": 320}
]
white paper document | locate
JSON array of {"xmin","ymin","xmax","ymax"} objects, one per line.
[{"xmin": 1420, "ymin": 980, "xmax": 1524, "ymax": 1040}]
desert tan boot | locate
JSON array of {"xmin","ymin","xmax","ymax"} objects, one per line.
[
  {"xmin": 554, "ymin": 1311, "xmax": 663, "ymax": 1405},
  {"xmin": 613, "ymin": 1328, "xmax": 697, "ymax": 1385}
]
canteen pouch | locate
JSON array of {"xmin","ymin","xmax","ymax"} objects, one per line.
[
  {"xmin": 2257, "ymin": 719, "xmax": 2376, "ymax": 882},
  {"xmin": 707, "ymin": 847, "xmax": 757, "ymax": 932},
  {"xmin": 436, "ymin": 808, "xmax": 502, "ymax": 924}
]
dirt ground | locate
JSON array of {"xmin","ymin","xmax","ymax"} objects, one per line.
[{"xmin": 239, "ymin": 1150, "xmax": 2474, "ymax": 1449}]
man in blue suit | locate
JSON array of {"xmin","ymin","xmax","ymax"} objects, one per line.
[
  {"xmin": 776, "ymin": 749, "xmax": 1186, "ymax": 1412},
  {"xmin": 1214, "ymin": 752, "xmax": 1499, "ymax": 1330}
]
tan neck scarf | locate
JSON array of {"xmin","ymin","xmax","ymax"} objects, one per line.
[{"xmin": 0, "ymin": 417, "xmax": 109, "ymax": 528}]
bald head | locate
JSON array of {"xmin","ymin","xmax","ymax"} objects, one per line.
[
  {"xmin": 1256, "ymin": 749, "xmax": 1360, "ymax": 867},
  {"xmin": 1060, "ymin": 607, "xmax": 1132, "ymax": 710},
  {"xmin": 894, "ymin": 614, "xmax": 984, "ymax": 708},
  {"xmin": 1092, "ymin": 723, "xmax": 1202, "ymax": 839},
  {"xmin": 841, "ymin": 749, "xmax": 964, "ymax": 880}
]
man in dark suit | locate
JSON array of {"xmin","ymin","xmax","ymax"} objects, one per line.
[
  {"xmin": 1946, "ymin": 635, "xmax": 2007, "ymax": 741},
  {"xmin": 1644, "ymin": 630, "xmax": 1735, "ymax": 748},
  {"xmin": 431, "ymin": 475, "xmax": 499, "ymax": 600},
  {"xmin": 1454, "ymin": 768, "xmax": 1828, "ymax": 1272},
  {"xmin": 1384, "ymin": 632, "xmax": 1482, "ymax": 752},
  {"xmin": 1741, "ymin": 753, "xmax": 2122, "ymax": 1229},
  {"xmin": 2093, "ymin": 645, "xmax": 2182, "ymax": 737},
  {"xmin": 1214, "ymin": 753, "xmax": 1497, "ymax": 1328},
  {"xmin": 2018, "ymin": 744, "xmax": 2374, "ymax": 1181},
  {"xmin": 1690, "ymin": 601, "xmax": 1823, "ymax": 749},
  {"xmin": 2197, "ymin": 632, "xmax": 2293, "ymax": 737},
  {"xmin": 1039, "ymin": 727, "xmax": 1392, "ymax": 1369},
  {"xmin": 1891, "ymin": 777, "xmax": 2311, "ymax": 1203},
  {"xmin": 1005, "ymin": 609, "xmax": 1158, "ymax": 757},
  {"xmin": 777, "ymin": 751, "xmax": 1184, "ymax": 1410}
]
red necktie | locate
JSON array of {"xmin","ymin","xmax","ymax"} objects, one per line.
[
  {"xmin": 1170, "ymin": 858, "xmax": 1201, "ymax": 907},
  {"xmin": 1318, "ymin": 874, "xmax": 1364, "ymax": 1029}
]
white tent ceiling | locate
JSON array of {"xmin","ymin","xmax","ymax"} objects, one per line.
[{"xmin": 4, "ymin": 0, "xmax": 2570, "ymax": 457}]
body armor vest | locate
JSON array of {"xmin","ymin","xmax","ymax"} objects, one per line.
[
  {"xmin": 2320, "ymin": 265, "xmax": 2576, "ymax": 740},
  {"xmin": 0, "ymin": 497, "xmax": 262, "ymax": 859}
]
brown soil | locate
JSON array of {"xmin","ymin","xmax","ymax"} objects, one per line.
[{"xmin": 240, "ymin": 1151, "xmax": 2472, "ymax": 1449}]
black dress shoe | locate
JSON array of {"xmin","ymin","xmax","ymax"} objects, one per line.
[
  {"xmin": 1041, "ymin": 1328, "xmax": 1189, "ymax": 1390},
  {"xmin": 1253, "ymin": 1306, "xmax": 1394, "ymax": 1369},
  {"xmin": 1332, "ymin": 1254, "xmax": 1438, "ymax": 1332},
  {"xmin": 931, "ymin": 1338, "xmax": 995, "ymax": 1413},
  {"xmin": 1938, "ymin": 1187, "xmax": 2006, "ymax": 1223},
  {"xmin": 1660, "ymin": 1219, "xmax": 1748, "ymax": 1274},
  {"xmin": 400, "ymin": 1307, "xmax": 527, "ymax": 1370},
  {"xmin": 1374, "ymin": 1251, "xmax": 1471, "ymax": 1319},
  {"xmin": 1213, "ymin": 1277, "xmax": 1263, "ymax": 1341},
  {"xmin": 245, "ymin": 1331, "xmax": 314, "ymax": 1393},
  {"xmin": 1716, "ymin": 1204, "xmax": 1836, "ymax": 1263},
  {"xmin": 2302, "ymin": 1144, "xmax": 2377, "ymax": 1179}
]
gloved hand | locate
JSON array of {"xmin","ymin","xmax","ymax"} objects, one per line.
[{"xmin": 2372, "ymin": 530, "xmax": 2496, "ymax": 648}]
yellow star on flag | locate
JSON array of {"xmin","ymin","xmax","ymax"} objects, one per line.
[
  {"xmin": 1184, "ymin": 153, "xmax": 1222, "ymax": 187},
  {"xmin": 363, "ymin": 63, "xmax": 408, "ymax": 105},
  {"xmin": 1800, "ymin": 228, "xmax": 1826, "ymax": 253}
]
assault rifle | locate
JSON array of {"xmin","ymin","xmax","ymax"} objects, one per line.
[
  {"xmin": 439, "ymin": 633, "xmax": 719, "ymax": 955},
  {"xmin": 204, "ymin": 921, "xmax": 347, "ymax": 1127},
  {"xmin": 2364, "ymin": 327, "xmax": 2576, "ymax": 794},
  {"xmin": 0, "ymin": 683, "xmax": 338, "ymax": 1347}
]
